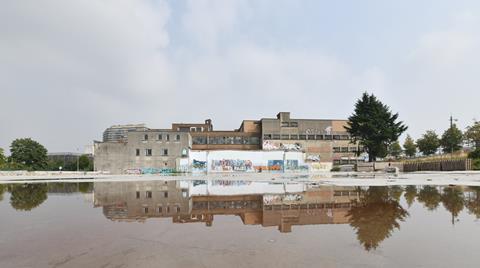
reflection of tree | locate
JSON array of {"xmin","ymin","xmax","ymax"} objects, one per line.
[
  {"xmin": 404, "ymin": 185, "xmax": 417, "ymax": 208},
  {"xmin": 441, "ymin": 187, "xmax": 464, "ymax": 225},
  {"xmin": 348, "ymin": 187, "xmax": 409, "ymax": 251},
  {"xmin": 78, "ymin": 182, "xmax": 93, "ymax": 193},
  {"xmin": 10, "ymin": 184, "xmax": 48, "ymax": 211},
  {"xmin": 465, "ymin": 186, "xmax": 480, "ymax": 219},
  {"xmin": 0, "ymin": 184, "xmax": 5, "ymax": 202},
  {"xmin": 417, "ymin": 186, "xmax": 441, "ymax": 211},
  {"xmin": 389, "ymin": 186, "xmax": 404, "ymax": 202}
]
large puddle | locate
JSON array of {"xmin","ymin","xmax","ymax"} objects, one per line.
[{"xmin": 0, "ymin": 180, "xmax": 479, "ymax": 267}]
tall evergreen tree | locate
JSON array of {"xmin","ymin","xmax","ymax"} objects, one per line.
[
  {"xmin": 403, "ymin": 135, "xmax": 417, "ymax": 158},
  {"xmin": 346, "ymin": 93, "xmax": 408, "ymax": 162}
]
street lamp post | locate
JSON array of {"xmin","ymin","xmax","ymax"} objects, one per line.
[{"xmin": 450, "ymin": 115, "xmax": 458, "ymax": 158}]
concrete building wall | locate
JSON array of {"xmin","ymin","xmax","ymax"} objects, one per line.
[{"xmin": 94, "ymin": 130, "xmax": 191, "ymax": 174}]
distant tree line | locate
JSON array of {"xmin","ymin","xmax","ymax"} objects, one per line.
[{"xmin": 0, "ymin": 138, "xmax": 93, "ymax": 171}]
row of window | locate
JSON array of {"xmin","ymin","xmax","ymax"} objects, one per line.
[
  {"xmin": 136, "ymin": 148, "xmax": 169, "ymax": 156},
  {"xmin": 333, "ymin": 147, "xmax": 359, "ymax": 153},
  {"xmin": 264, "ymin": 134, "xmax": 351, "ymax": 140},
  {"xmin": 136, "ymin": 190, "xmax": 188, "ymax": 199},
  {"xmin": 333, "ymin": 159, "xmax": 359, "ymax": 165},
  {"xmin": 142, "ymin": 134, "xmax": 181, "ymax": 142},
  {"xmin": 263, "ymin": 202, "xmax": 352, "ymax": 210},
  {"xmin": 192, "ymin": 136, "xmax": 260, "ymax": 145},
  {"xmin": 281, "ymin": 121, "xmax": 299, "ymax": 127},
  {"xmin": 142, "ymin": 206, "xmax": 181, "ymax": 214}
]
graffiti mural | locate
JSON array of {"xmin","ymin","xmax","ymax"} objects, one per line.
[
  {"xmin": 306, "ymin": 155, "xmax": 320, "ymax": 162},
  {"xmin": 141, "ymin": 167, "xmax": 175, "ymax": 174},
  {"xmin": 262, "ymin": 141, "xmax": 302, "ymax": 151},
  {"xmin": 285, "ymin": 160, "xmax": 308, "ymax": 171},
  {"xmin": 263, "ymin": 194, "xmax": 303, "ymax": 205},
  {"xmin": 211, "ymin": 180, "xmax": 252, "ymax": 186},
  {"xmin": 210, "ymin": 159, "xmax": 254, "ymax": 172},
  {"xmin": 267, "ymin": 160, "xmax": 284, "ymax": 171},
  {"xmin": 192, "ymin": 159, "xmax": 207, "ymax": 172}
]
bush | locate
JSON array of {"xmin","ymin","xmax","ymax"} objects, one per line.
[
  {"xmin": 468, "ymin": 149, "xmax": 480, "ymax": 159},
  {"xmin": 331, "ymin": 166, "xmax": 341, "ymax": 172},
  {"xmin": 473, "ymin": 159, "xmax": 480, "ymax": 170}
]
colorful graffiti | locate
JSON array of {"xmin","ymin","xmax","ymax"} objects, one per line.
[
  {"xmin": 211, "ymin": 180, "xmax": 252, "ymax": 186},
  {"xmin": 267, "ymin": 160, "xmax": 284, "ymax": 171},
  {"xmin": 210, "ymin": 159, "xmax": 254, "ymax": 172},
  {"xmin": 192, "ymin": 159, "xmax": 207, "ymax": 172},
  {"xmin": 124, "ymin": 168, "xmax": 175, "ymax": 174},
  {"xmin": 285, "ymin": 160, "xmax": 308, "ymax": 171}
]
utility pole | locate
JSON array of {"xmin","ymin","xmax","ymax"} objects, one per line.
[{"xmin": 449, "ymin": 115, "xmax": 458, "ymax": 158}]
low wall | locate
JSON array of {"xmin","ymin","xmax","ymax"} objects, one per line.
[{"xmin": 403, "ymin": 159, "xmax": 472, "ymax": 172}]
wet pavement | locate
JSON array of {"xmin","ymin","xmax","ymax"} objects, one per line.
[{"xmin": 0, "ymin": 180, "xmax": 479, "ymax": 267}]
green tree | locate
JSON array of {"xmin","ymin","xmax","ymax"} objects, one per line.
[
  {"xmin": 0, "ymin": 148, "xmax": 6, "ymax": 167},
  {"xmin": 10, "ymin": 183, "xmax": 48, "ymax": 211},
  {"xmin": 404, "ymin": 185, "xmax": 417, "ymax": 207},
  {"xmin": 346, "ymin": 93, "xmax": 408, "ymax": 162},
  {"xmin": 417, "ymin": 186, "xmax": 441, "ymax": 211},
  {"xmin": 441, "ymin": 187, "xmax": 464, "ymax": 225},
  {"xmin": 78, "ymin": 155, "xmax": 93, "ymax": 171},
  {"xmin": 440, "ymin": 124, "xmax": 463, "ymax": 154},
  {"xmin": 416, "ymin": 131, "xmax": 440, "ymax": 156},
  {"xmin": 403, "ymin": 135, "xmax": 417, "ymax": 158},
  {"xmin": 388, "ymin": 141, "xmax": 402, "ymax": 159},
  {"xmin": 9, "ymin": 138, "xmax": 48, "ymax": 170},
  {"xmin": 347, "ymin": 187, "xmax": 408, "ymax": 251},
  {"xmin": 465, "ymin": 121, "xmax": 480, "ymax": 149}
]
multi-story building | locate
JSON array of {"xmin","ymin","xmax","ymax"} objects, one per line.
[
  {"xmin": 94, "ymin": 129, "xmax": 191, "ymax": 174},
  {"xmin": 94, "ymin": 112, "xmax": 360, "ymax": 174}
]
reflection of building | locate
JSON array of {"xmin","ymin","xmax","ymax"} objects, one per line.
[
  {"xmin": 93, "ymin": 181, "xmax": 361, "ymax": 232},
  {"xmin": 94, "ymin": 181, "xmax": 191, "ymax": 222}
]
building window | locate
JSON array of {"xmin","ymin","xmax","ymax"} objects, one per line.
[
  {"xmin": 234, "ymin": 136, "xmax": 243, "ymax": 144},
  {"xmin": 182, "ymin": 189, "xmax": 188, "ymax": 198},
  {"xmin": 272, "ymin": 134, "xmax": 280, "ymax": 140},
  {"xmin": 143, "ymin": 207, "xmax": 149, "ymax": 214},
  {"xmin": 341, "ymin": 147, "xmax": 349, "ymax": 152},
  {"xmin": 299, "ymin": 135, "xmax": 306, "ymax": 140},
  {"xmin": 163, "ymin": 149, "xmax": 168, "ymax": 156},
  {"xmin": 350, "ymin": 147, "xmax": 358, "ymax": 152},
  {"xmin": 164, "ymin": 192, "xmax": 168, "ymax": 198},
  {"xmin": 135, "ymin": 149, "xmax": 140, "ymax": 156},
  {"xmin": 333, "ymin": 147, "xmax": 341, "ymax": 153},
  {"xmin": 143, "ymin": 134, "xmax": 148, "ymax": 141},
  {"xmin": 176, "ymin": 134, "xmax": 180, "ymax": 141},
  {"xmin": 263, "ymin": 134, "xmax": 272, "ymax": 140},
  {"xmin": 146, "ymin": 191, "xmax": 152, "ymax": 198},
  {"xmin": 307, "ymin": 135, "xmax": 315, "ymax": 140},
  {"xmin": 193, "ymin": 136, "xmax": 207, "ymax": 144},
  {"xmin": 324, "ymin": 135, "xmax": 332, "ymax": 140},
  {"xmin": 248, "ymin": 137, "xmax": 260, "ymax": 145},
  {"xmin": 157, "ymin": 134, "xmax": 162, "ymax": 140},
  {"xmin": 281, "ymin": 122, "xmax": 289, "ymax": 127},
  {"xmin": 316, "ymin": 135, "xmax": 324, "ymax": 140},
  {"xmin": 290, "ymin": 122, "xmax": 298, "ymax": 127},
  {"xmin": 181, "ymin": 148, "xmax": 188, "ymax": 157},
  {"xmin": 197, "ymin": 127, "xmax": 203, "ymax": 132},
  {"xmin": 136, "ymin": 191, "xmax": 140, "ymax": 199},
  {"xmin": 333, "ymin": 135, "xmax": 341, "ymax": 140},
  {"xmin": 290, "ymin": 134, "xmax": 298, "ymax": 140},
  {"xmin": 167, "ymin": 206, "xmax": 170, "ymax": 213},
  {"xmin": 166, "ymin": 134, "xmax": 170, "ymax": 141},
  {"xmin": 281, "ymin": 134, "xmax": 289, "ymax": 140},
  {"xmin": 145, "ymin": 149, "xmax": 152, "ymax": 156},
  {"xmin": 176, "ymin": 206, "xmax": 180, "ymax": 213},
  {"xmin": 158, "ymin": 206, "xmax": 162, "ymax": 213}
]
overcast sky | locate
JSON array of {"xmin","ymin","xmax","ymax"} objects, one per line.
[{"xmin": 1, "ymin": 0, "xmax": 480, "ymax": 153}]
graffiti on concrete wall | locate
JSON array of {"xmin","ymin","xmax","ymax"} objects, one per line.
[
  {"xmin": 211, "ymin": 180, "xmax": 252, "ymax": 186},
  {"xmin": 263, "ymin": 194, "xmax": 303, "ymax": 205},
  {"xmin": 263, "ymin": 141, "xmax": 302, "ymax": 151},
  {"xmin": 210, "ymin": 159, "xmax": 254, "ymax": 172},
  {"xmin": 306, "ymin": 154, "xmax": 320, "ymax": 162},
  {"xmin": 309, "ymin": 162, "xmax": 333, "ymax": 172},
  {"xmin": 192, "ymin": 159, "xmax": 207, "ymax": 172},
  {"xmin": 285, "ymin": 160, "xmax": 308, "ymax": 171},
  {"xmin": 267, "ymin": 160, "xmax": 284, "ymax": 171}
]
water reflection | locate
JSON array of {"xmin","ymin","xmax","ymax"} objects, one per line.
[
  {"xmin": 347, "ymin": 187, "xmax": 408, "ymax": 251},
  {"xmin": 3, "ymin": 180, "xmax": 480, "ymax": 252}
]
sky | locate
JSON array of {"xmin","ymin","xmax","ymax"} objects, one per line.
[{"xmin": 1, "ymin": 0, "xmax": 480, "ymax": 153}]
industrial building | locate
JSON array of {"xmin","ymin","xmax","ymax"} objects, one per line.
[{"xmin": 94, "ymin": 112, "xmax": 360, "ymax": 174}]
